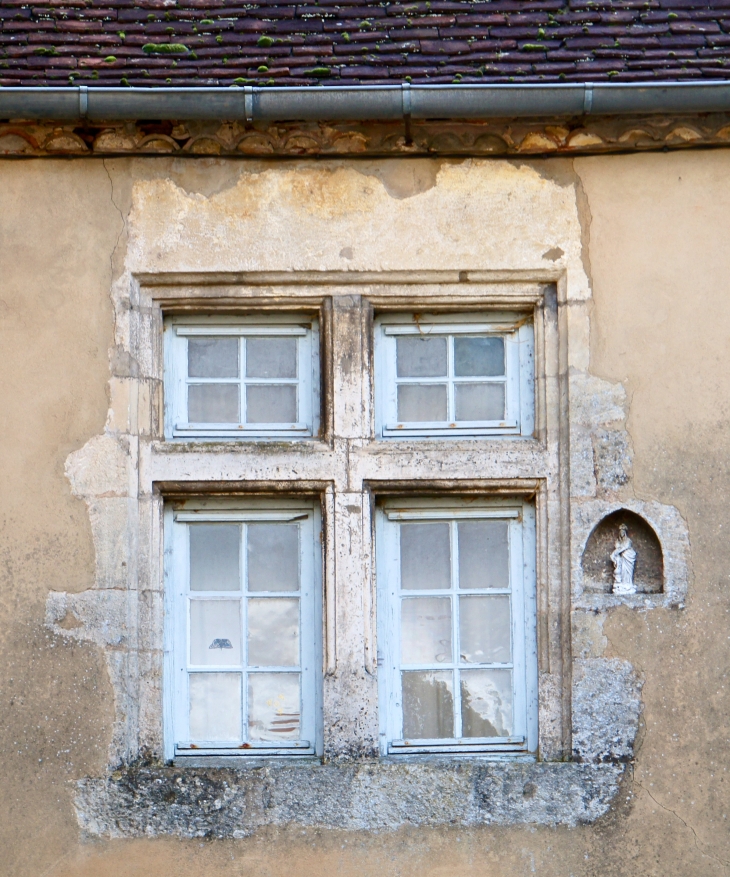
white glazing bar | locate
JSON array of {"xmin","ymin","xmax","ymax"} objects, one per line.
[
  {"xmin": 245, "ymin": 665, "xmax": 302, "ymax": 673},
  {"xmin": 396, "ymin": 588, "xmax": 512, "ymax": 597},
  {"xmin": 395, "ymin": 375, "xmax": 505, "ymax": 383},
  {"xmin": 184, "ymin": 377, "xmax": 241, "ymax": 383},
  {"xmin": 176, "ymin": 326, "xmax": 308, "ymax": 336},
  {"xmin": 174, "ymin": 425, "xmax": 309, "ymax": 434},
  {"xmin": 240, "ymin": 336, "xmax": 247, "ymax": 425},
  {"xmin": 385, "ymin": 418, "xmax": 516, "ymax": 430},
  {"xmin": 398, "ymin": 662, "xmax": 514, "ymax": 671},
  {"xmin": 175, "ymin": 511, "xmax": 310, "ymax": 522},
  {"xmin": 383, "ymin": 325, "xmax": 514, "ymax": 336},
  {"xmin": 447, "ymin": 336, "xmax": 455, "ymax": 423},
  {"xmin": 176, "ymin": 741, "xmax": 311, "ymax": 750},
  {"xmin": 386, "ymin": 509, "xmax": 520, "ymax": 522},
  {"xmin": 241, "ymin": 522, "xmax": 248, "ymax": 740},
  {"xmin": 177, "ymin": 740, "xmax": 310, "ymax": 750},
  {"xmin": 450, "ymin": 520, "xmax": 462, "ymax": 739},
  {"xmin": 391, "ymin": 736, "xmax": 525, "ymax": 746}
]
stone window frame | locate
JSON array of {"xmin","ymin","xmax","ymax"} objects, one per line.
[
  {"xmin": 373, "ymin": 311, "xmax": 535, "ymax": 439},
  {"xmin": 375, "ymin": 496, "xmax": 539, "ymax": 756},
  {"xmin": 68, "ymin": 270, "xmax": 571, "ymax": 770},
  {"xmin": 119, "ymin": 271, "xmax": 571, "ymax": 763},
  {"xmin": 165, "ymin": 497, "xmax": 324, "ymax": 759},
  {"xmin": 163, "ymin": 314, "xmax": 321, "ymax": 440}
]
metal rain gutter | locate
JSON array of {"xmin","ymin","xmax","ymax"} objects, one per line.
[{"xmin": 2, "ymin": 82, "xmax": 730, "ymax": 122}]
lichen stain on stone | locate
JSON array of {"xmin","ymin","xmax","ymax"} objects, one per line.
[
  {"xmin": 75, "ymin": 760, "xmax": 625, "ymax": 838},
  {"xmin": 572, "ymin": 659, "xmax": 643, "ymax": 764}
]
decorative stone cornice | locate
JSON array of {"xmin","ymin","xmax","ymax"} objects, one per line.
[{"xmin": 2, "ymin": 113, "xmax": 730, "ymax": 157}]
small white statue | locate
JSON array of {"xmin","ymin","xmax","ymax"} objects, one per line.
[{"xmin": 611, "ymin": 524, "xmax": 637, "ymax": 595}]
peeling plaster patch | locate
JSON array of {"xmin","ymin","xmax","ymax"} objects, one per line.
[
  {"xmin": 85, "ymin": 499, "xmax": 136, "ymax": 590},
  {"xmin": 75, "ymin": 761, "xmax": 624, "ymax": 838},
  {"xmin": 356, "ymin": 159, "xmax": 441, "ymax": 200},
  {"xmin": 46, "ymin": 589, "xmax": 127, "ymax": 649},
  {"xmin": 572, "ymin": 611, "xmax": 608, "ymax": 660},
  {"xmin": 47, "ymin": 585, "xmax": 135, "ymax": 761},
  {"xmin": 570, "ymin": 374, "xmax": 627, "ymax": 431},
  {"xmin": 168, "ymin": 157, "xmax": 247, "ymax": 199},
  {"xmin": 569, "ymin": 371, "xmax": 630, "ymax": 498},
  {"xmin": 123, "ymin": 161, "xmax": 588, "ymax": 277},
  {"xmin": 65, "ymin": 434, "xmax": 130, "ymax": 499},
  {"xmin": 592, "ymin": 427, "xmax": 632, "ymax": 492},
  {"xmin": 109, "ymin": 345, "xmax": 140, "ymax": 379},
  {"xmin": 53, "ymin": 430, "xmax": 141, "ymax": 762},
  {"xmin": 572, "ymin": 659, "xmax": 643, "ymax": 763},
  {"xmin": 542, "ymin": 247, "xmax": 564, "ymax": 261}
]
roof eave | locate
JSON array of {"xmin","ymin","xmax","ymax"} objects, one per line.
[{"xmin": 3, "ymin": 82, "xmax": 730, "ymax": 122}]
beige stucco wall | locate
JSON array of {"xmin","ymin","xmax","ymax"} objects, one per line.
[{"xmin": 0, "ymin": 150, "xmax": 728, "ymax": 875}]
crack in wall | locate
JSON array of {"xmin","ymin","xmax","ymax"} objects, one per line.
[
  {"xmin": 633, "ymin": 776, "xmax": 730, "ymax": 873},
  {"xmin": 102, "ymin": 159, "xmax": 126, "ymax": 291}
]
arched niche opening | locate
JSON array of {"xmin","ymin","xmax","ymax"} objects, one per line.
[{"xmin": 581, "ymin": 509, "xmax": 664, "ymax": 594}]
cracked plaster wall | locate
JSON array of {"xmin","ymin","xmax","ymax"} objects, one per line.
[{"xmin": 1, "ymin": 151, "xmax": 728, "ymax": 876}]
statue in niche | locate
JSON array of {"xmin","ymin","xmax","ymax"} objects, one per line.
[{"xmin": 611, "ymin": 523, "xmax": 637, "ymax": 594}]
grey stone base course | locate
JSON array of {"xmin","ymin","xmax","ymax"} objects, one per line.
[{"xmin": 75, "ymin": 761, "xmax": 624, "ymax": 838}]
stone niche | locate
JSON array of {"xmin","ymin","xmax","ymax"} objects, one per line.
[{"xmin": 581, "ymin": 509, "xmax": 664, "ymax": 594}]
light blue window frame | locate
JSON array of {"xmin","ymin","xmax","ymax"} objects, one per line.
[
  {"xmin": 376, "ymin": 499, "xmax": 538, "ymax": 756},
  {"xmin": 164, "ymin": 501, "xmax": 322, "ymax": 759},
  {"xmin": 164, "ymin": 315, "xmax": 320, "ymax": 440},
  {"xmin": 374, "ymin": 313, "xmax": 534, "ymax": 438}
]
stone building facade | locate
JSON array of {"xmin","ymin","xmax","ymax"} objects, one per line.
[{"xmin": 2, "ymin": 3, "xmax": 730, "ymax": 876}]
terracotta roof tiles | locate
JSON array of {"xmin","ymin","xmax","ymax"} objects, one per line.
[{"xmin": 1, "ymin": 1, "xmax": 730, "ymax": 88}]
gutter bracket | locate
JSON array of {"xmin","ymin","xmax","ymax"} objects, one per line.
[
  {"xmin": 244, "ymin": 86, "xmax": 254, "ymax": 124},
  {"xmin": 78, "ymin": 85, "xmax": 88, "ymax": 120},
  {"xmin": 583, "ymin": 83, "xmax": 594, "ymax": 115},
  {"xmin": 401, "ymin": 81, "xmax": 412, "ymax": 145}
]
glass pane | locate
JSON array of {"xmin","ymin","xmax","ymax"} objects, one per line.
[
  {"xmin": 189, "ymin": 524, "xmax": 241, "ymax": 591},
  {"xmin": 188, "ymin": 384, "xmax": 240, "ymax": 424},
  {"xmin": 246, "ymin": 337, "xmax": 297, "ymax": 379},
  {"xmin": 459, "ymin": 596, "xmax": 511, "ymax": 664},
  {"xmin": 397, "ymin": 384, "xmax": 447, "ymax": 423},
  {"xmin": 454, "ymin": 336, "xmax": 504, "ymax": 377},
  {"xmin": 188, "ymin": 337, "xmax": 239, "ymax": 378},
  {"xmin": 400, "ymin": 523, "xmax": 451, "ymax": 590},
  {"xmin": 189, "ymin": 673, "xmax": 241, "ymax": 742},
  {"xmin": 458, "ymin": 520, "xmax": 510, "ymax": 590},
  {"xmin": 247, "ymin": 598, "xmax": 300, "ymax": 667},
  {"xmin": 247, "ymin": 524, "xmax": 299, "ymax": 592},
  {"xmin": 246, "ymin": 385, "xmax": 297, "ymax": 424},
  {"xmin": 190, "ymin": 600, "xmax": 242, "ymax": 666},
  {"xmin": 454, "ymin": 383, "xmax": 505, "ymax": 422},
  {"xmin": 401, "ymin": 597, "xmax": 452, "ymax": 664},
  {"xmin": 248, "ymin": 672, "xmax": 301, "ymax": 742},
  {"xmin": 396, "ymin": 335, "xmax": 447, "ymax": 378},
  {"xmin": 460, "ymin": 669, "xmax": 513, "ymax": 737},
  {"xmin": 402, "ymin": 670, "xmax": 454, "ymax": 739}
]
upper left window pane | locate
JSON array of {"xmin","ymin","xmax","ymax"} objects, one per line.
[{"xmin": 164, "ymin": 317, "xmax": 319, "ymax": 439}]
